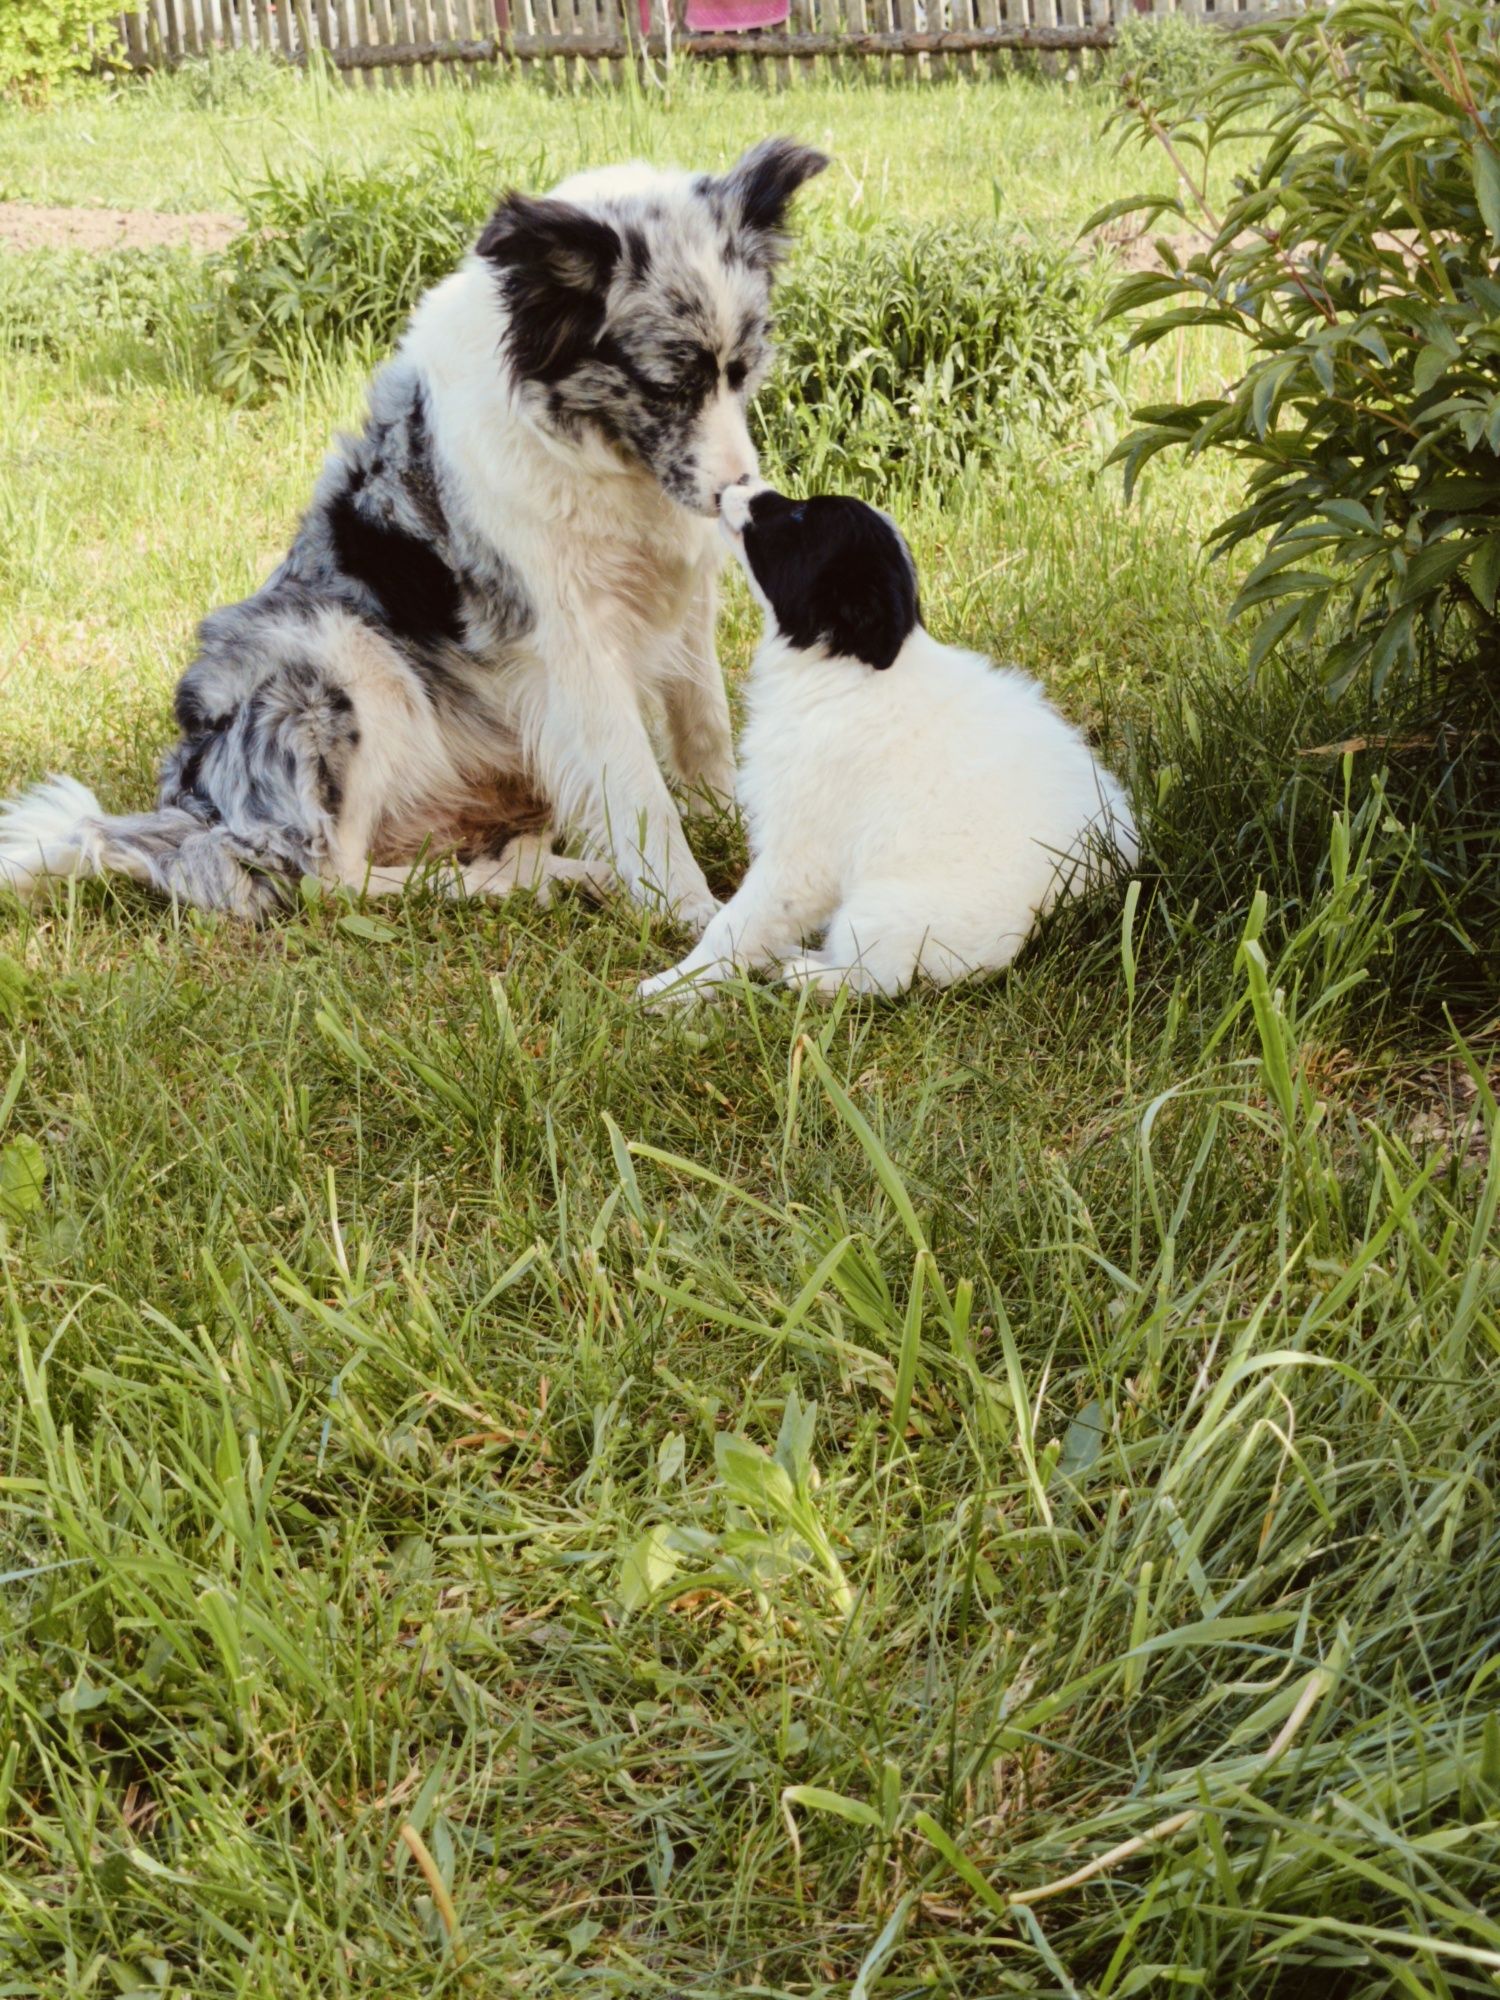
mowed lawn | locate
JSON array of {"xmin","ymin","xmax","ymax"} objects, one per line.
[{"xmin": 2, "ymin": 65, "xmax": 1499, "ymax": 2000}]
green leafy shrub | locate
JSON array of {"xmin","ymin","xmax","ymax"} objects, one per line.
[
  {"xmin": 0, "ymin": 246, "xmax": 199, "ymax": 358},
  {"xmin": 1103, "ymin": 11, "xmax": 1226, "ymax": 108},
  {"xmin": 1100, "ymin": 0, "xmax": 1500, "ymax": 697},
  {"xmin": 756, "ymin": 223, "xmax": 1122, "ymax": 492},
  {"xmin": 200, "ymin": 132, "xmax": 538, "ymax": 399},
  {"xmin": 0, "ymin": 0, "xmax": 122, "ymax": 99}
]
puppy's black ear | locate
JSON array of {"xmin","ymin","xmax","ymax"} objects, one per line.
[
  {"xmin": 477, "ymin": 192, "xmax": 621, "ymax": 382},
  {"xmin": 716, "ymin": 138, "xmax": 829, "ymax": 259}
]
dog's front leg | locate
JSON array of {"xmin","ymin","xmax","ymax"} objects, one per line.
[
  {"xmin": 636, "ymin": 854, "xmax": 824, "ymax": 1005},
  {"xmin": 534, "ymin": 645, "xmax": 718, "ymax": 934},
  {"xmin": 663, "ymin": 572, "xmax": 736, "ymax": 818}
]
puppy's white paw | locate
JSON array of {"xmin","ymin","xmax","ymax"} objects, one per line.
[
  {"xmin": 779, "ymin": 953, "xmax": 851, "ymax": 997},
  {"xmin": 636, "ymin": 961, "xmax": 714, "ymax": 1010}
]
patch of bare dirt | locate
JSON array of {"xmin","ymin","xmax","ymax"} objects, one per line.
[
  {"xmin": 1401, "ymin": 1055, "xmax": 1497, "ymax": 1176},
  {"xmin": 0, "ymin": 202, "xmax": 242, "ymax": 255},
  {"xmin": 1085, "ymin": 218, "xmax": 1433, "ymax": 276},
  {"xmin": 1084, "ymin": 219, "xmax": 1207, "ymax": 272}
]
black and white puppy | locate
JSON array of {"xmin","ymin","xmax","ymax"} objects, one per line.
[
  {"xmin": 638, "ymin": 485, "xmax": 1137, "ymax": 1001},
  {"xmin": 0, "ymin": 142, "xmax": 828, "ymax": 932}
]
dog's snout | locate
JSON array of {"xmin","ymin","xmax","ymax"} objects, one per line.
[
  {"xmin": 718, "ymin": 477, "xmax": 763, "ymax": 536},
  {"xmin": 712, "ymin": 473, "xmax": 753, "ymax": 510}
]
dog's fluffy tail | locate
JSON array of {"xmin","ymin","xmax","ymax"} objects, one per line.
[{"xmin": 0, "ymin": 775, "xmax": 280, "ymax": 920}]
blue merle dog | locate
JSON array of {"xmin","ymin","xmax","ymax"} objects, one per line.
[{"xmin": 0, "ymin": 139, "xmax": 828, "ymax": 930}]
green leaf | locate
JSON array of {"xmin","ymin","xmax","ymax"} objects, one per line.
[
  {"xmin": 1320, "ymin": 499, "xmax": 1379, "ymax": 534},
  {"xmin": 782, "ymin": 1785, "xmax": 884, "ymax": 1832},
  {"xmin": 773, "ymin": 1389, "xmax": 818, "ymax": 1488},
  {"xmin": 1246, "ymin": 597, "xmax": 1305, "ymax": 670},
  {"xmin": 1231, "ymin": 567, "xmax": 1337, "ymax": 615},
  {"xmin": 617, "ymin": 1526, "xmax": 682, "ymax": 1612},
  {"xmin": 656, "ymin": 1431, "xmax": 685, "ymax": 1488},
  {"xmin": 850, "ymin": 1894, "xmax": 915, "ymax": 2000},
  {"xmin": 1078, "ymin": 193, "xmax": 1186, "ymax": 237},
  {"xmin": 912, "ymin": 1811, "xmax": 1009, "ymax": 1919},
  {"xmin": 1398, "ymin": 539, "xmax": 1469, "ymax": 602},
  {"xmin": 564, "ymin": 1918, "xmax": 602, "ymax": 1959},
  {"xmin": 715, "ymin": 1433, "xmax": 796, "ymax": 1516},
  {"xmin": 336, "ymin": 913, "xmax": 400, "ymax": 944},
  {"xmin": 1420, "ymin": 474, "xmax": 1500, "ymax": 510},
  {"xmin": 0, "ymin": 1136, "xmax": 45, "ymax": 1224},
  {"xmin": 1475, "ymin": 140, "xmax": 1500, "ymax": 246},
  {"xmin": 1055, "ymin": 1399, "xmax": 1107, "ymax": 1484},
  {"xmin": 1412, "ymin": 343, "xmax": 1452, "ymax": 395},
  {"xmin": 1111, "ymin": 428, "xmax": 1188, "ymax": 504},
  {"xmin": 1468, "ymin": 531, "xmax": 1500, "ymax": 613},
  {"xmin": 1369, "ymin": 607, "xmax": 1416, "ymax": 693}
]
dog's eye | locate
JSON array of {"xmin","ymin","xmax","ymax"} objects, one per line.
[
  {"xmin": 725, "ymin": 358, "xmax": 748, "ymax": 391},
  {"xmin": 789, "ymin": 505, "xmax": 805, "ymax": 523}
]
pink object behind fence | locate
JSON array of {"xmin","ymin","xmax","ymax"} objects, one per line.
[
  {"xmin": 491, "ymin": 0, "xmax": 789, "ymax": 37},
  {"xmin": 683, "ymin": 0, "xmax": 790, "ymax": 28}
]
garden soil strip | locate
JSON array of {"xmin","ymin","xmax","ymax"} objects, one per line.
[{"xmin": 0, "ymin": 203, "xmax": 241, "ymax": 254}]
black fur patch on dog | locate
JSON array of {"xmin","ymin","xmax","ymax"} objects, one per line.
[
  {"xmin": 740, "ymin": 489, "xmax": 920, "ymax": 672},
  {"xmin": 478, "ymin": 193, "xmax": 622, "ymax": 383},
  {"xmin": 327, "ymin": 488, "xmax": 465, "ymax": 651}
]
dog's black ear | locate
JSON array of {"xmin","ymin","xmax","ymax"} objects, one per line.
[
  {"xmin": 841, "ymin": 560, "xmax": 919, "ymax": 671},
  {"xmin": 716, "ymin": 138, "xmax": 829, "ymax": 257},
  {"xmin": 477, "ymin": 192, "xmax": 621, "ymax": 382}
]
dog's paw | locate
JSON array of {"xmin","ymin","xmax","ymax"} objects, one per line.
[
  {"xmin": 778, "ymin": 953, "xmax": 849, "ymax": 997},
  {"xmin": 538, "ymin": 853, "xmax": 617, "ymax": 908},
  {"xmin": 636, "ymin": 961, "xmax": 713, "ymax": 1009},
  {"xmin": 680, "ymin": 772, "xmax": 738, "ymax": 821},
  {"xmin": 460, "ymin": 847, "xmax": 617, "ymax": 910}
]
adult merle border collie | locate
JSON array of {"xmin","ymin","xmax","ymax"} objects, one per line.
[
  {"xmin": 0, "ymin": 139, "xmax": 828, "ymax": 931},
  {"xmin": 639, "ymin": 484, "xmax": 1137, "ymax": 1002}
]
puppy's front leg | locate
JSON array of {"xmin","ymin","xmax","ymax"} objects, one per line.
[
  {"xmin": 534, "ymin": 644, "xmax": 717, "ymax": 934},
  {"xmin": 636, "ymin": 856, "xmax": 823, "ymax": 1006}
]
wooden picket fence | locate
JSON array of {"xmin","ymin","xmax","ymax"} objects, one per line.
[{"xmin": 111, "ymin": 0, "xmax": 1286, "ymax": 85}]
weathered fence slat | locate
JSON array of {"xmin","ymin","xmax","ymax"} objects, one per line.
[
  {"xmin": 109, "ymin": 0, "xmax": 1287, "ymax": 75},
  {"xmin": 292, "ymin": 19, "xmax": 1105, "ymax": 59}
]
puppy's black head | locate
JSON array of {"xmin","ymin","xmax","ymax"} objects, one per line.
[{"xmin": 727, "ymin": 488, "xmax": 920, "ymax": 671}]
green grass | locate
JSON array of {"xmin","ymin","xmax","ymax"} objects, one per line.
[
  {"xmin": 0, "ymin": 59, "xmax": 1221, "ymax": 228},
  {"xmin": 3, "ymin": 67, "xmax": 1500, "ymax": 2000}
]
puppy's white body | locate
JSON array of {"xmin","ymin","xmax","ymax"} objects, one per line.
[{"xmin": 641, "ymin": 622, "xmax": 1135, "ymax": 1000}]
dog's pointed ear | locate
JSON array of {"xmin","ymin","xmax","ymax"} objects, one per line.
[
  {"xmin": 715, "ymin": 138, "xmax": 829, "ymax": 259},
  {"xmin": 477, "ymin": 192, "xmax": 621, "ymax": 380}
]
